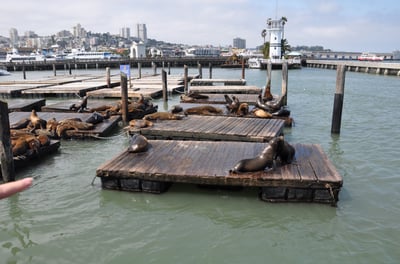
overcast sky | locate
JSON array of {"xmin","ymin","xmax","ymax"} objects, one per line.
[{"xmin": 1, "ymin": 0, "xmax": 399, "ymax": 52}]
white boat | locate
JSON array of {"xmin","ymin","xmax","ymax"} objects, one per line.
[
  {"xmin": 358, "ymin": 52, "xmax": 384, "ymax": 61},
  {"xmin": 5, "ymin": 49, "xmax": 46, "ymax": 63},
  {"xmin": 248, "ymin": 57, "xmax": 264, "ymax": 69},
  {"xmin": 65, "ymin": 49, "xmax": 121, "ymax": 60}
]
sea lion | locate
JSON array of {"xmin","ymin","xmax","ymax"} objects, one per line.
[
  {"xmin": 184, "ymin": 105, "xmax": 223, "ymax": 115},
  {"xmin": 276, "ymin": 136, "xmax": 295, "ymax": 165},
  {"xmin": 170, "ymin": 105, "xmax": 183, "ymax": 114},
  {"xmin": 86, "ymin": 112, "xmax": 105, "ymax": 124},
  {"xmin": 143, "ymin": 112, "xmax": 183, "ymax": 121},
  {"xmin": 252, "ymin": 108, "xmax": 272, "ymax": 118},
  {"xmin": 263, "ymin": 83, "xmax": 274, "ymax": 101},
  {"xmin": 272, "ymin": 107, "xmax": 291, "ymax": 117},
  {"xmin": 236, "ymin": 103, "xmax": 249, "ymax": 116},
  {"xmin": 265, "ymin": 96, "xmax": 285, "ymax": 111},
  {"xmin": 127, "ymin": 134, "xmax": 150, "ymax": 153},
  {"xmin": 129, "ymin": 119, "xmax": 153, "ymax": 128},
  {"xmin": 29, "ymin": 110, "xmax": 47, "ymax": 130},
  {"xmin": 56, "ymin": 119, "xmax": 94, "ymax": 138},
  {"xmin": 225, "ymin": 95, "xmax": 240, "ymax": 113},
  {"xmin": 46, "ymin": 117, "xmax": 59, "ymax": 135},
  {"xmin": 69, "ymin": 95, "xmax": 88, "ymax": 112},
  {"xmin": 229, "ymin": 137, "xmax": 281, "ymax": 173}
]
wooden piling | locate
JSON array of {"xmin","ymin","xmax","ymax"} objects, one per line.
[
  {"xmin": 152, "ymin": 62, "xmax": 157, "ymax": 76},
  {"xmin": 184, "ymin": 65, "xmax": 189, "ymax": 95},
  {"xmin": 264, "ymin": 61, "xmax": 272, "ymax": 98},
  {"xmin": 22, "ymin": 64, "xmax": 26, "ymax": 80},
  {"xmin": 198, "ymin": 63, "xmax": 202, "ymax": 78},
  {"xmin": 0, "ymin": 101, "xmax": 15, "ymax": 182},
  {"xmin": 162, "ymin": 70, "xmax": 168, "ymax": 102},
  {"xmin": 138, "ymin": 62, "xmax": 142, "ymax": 79},
  {"xmin": 53, "ymin": 64, "xmax": 56, "ymax": 76},
  {"xmin": 241, "ymin": 58, "xmax": 245, "ymax": 79},
  {"xmin": 168, "ymin": 62, "xmax": 171, "ymax": 75},
  {"xmin": 68, "ymin": 63, "xmax": 72, "ymax": 75},
  {"xmin": 331, "ymin": 64, "xmax": 346, "ymax": 134},
  {"xmin": 281, "ymin": 61, "xmax": 288, "ymax": 106},
  {"xmin": 120, "ymin": 73, "xmax": 129, "ymax": 124},
  {"xmin": 106, "ymin": 67, "xmax": 111, "ymax": 88},
  {"xmin": 209, "ymin": 63, "xmax": 213, "ymax": 79}
]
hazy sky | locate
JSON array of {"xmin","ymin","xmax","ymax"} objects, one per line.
[{"xmin": 1, "ymin": 0, "xmax": 399, "ymax": 52}]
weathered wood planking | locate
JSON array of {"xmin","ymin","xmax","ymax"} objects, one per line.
[
  {"xmin": 0, "ymin": 84, "xmax": 53, "ymax": 98},
  {"xmin": 9, "ymin": 112, "xmax": 121, "ymax": 138},
  {"xmin": 129, "ymin": 115, "xmax": 284, "ymax": 142},
  {"xmin": 41, "ymin": 100, "xmax": 119, "ymax": 113},
  {"xmin": 180, "ymin": 93, "xmax": 260, "ymax": 105},
  {"xmin": 189, "ymin": 85, "xmax": 261, "ymax": 94},
  {"xmin": 96, "ymin": 140, "xmax": 343, "ymax": 204},
  {"xmin": 190, "ymin": 79, "xmax": 246, "ymax": 86},
  {"xmin": 20, "ymin": 81, "xmax": 110, "ymax": 97},
  {"xmin": 5, "ymin": 98, "xmax": 46, "ymax": 112},
  {"xmin": 86, "ymin": 85, "xmax": 183, "ymax": 99}
]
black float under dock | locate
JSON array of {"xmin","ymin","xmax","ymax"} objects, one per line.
[
  {"xmin": 96, "ymin": 140, "xmax": 343, "ymax": 205},
  {"xmin": 9, "ymin": 112, "xmax": 121, "ymax": 139},
  {"xmin": 129, "ymin": 115, "xmax": 285, "ymax": 142}
]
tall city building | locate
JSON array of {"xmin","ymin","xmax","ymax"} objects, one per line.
[
  {"xmin": 119, "ymin": 27, "xmax": 131, "ymax": 39},
  {"xmin": 137, "ymin": 24, "xmax": 147, "ymax": 43},
  {"xmin": 9, "ymin": 28, "xmax": 19, "ymax": 46},
  {"xmin": 73, "ymin": 23, "xmax": 86, "ymax": 38},
  {"xmin": 233, "ymin": 37, "xmax": 246, "ymax": 49}
]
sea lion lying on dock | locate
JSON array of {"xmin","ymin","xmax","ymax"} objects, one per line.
[
  {"xmin": 229, "ymin": 137, "xmax": 281, "ymax": 173},
  {"xmin": 180, "ymin": 92, "xmax": 209, "ymax": 102},
  {"xmin": 129, "ymin": 119, "xmax": 154, "ymax": 128},
  {"xmin": 224, "ymin": 94, "xmax": 240, "ymax": 113},
  {"xmin": 184, "ymin": 105, "xmax": 223, "ymax": 115},
  {"xmin": 143, "ymin": 112, "xmax": 184, "ymax": 121},
  {"xmin": 128, "ymin": 134, "xmax": 150, "ymax": 153},
  {"xmin": 10, "ymin": 131, "xmax": 49, "ymax": 157},
  {"xmin": 252, "ymin": 108, "xmax": 272, "ymax": 118},
  {"xmin": 56, "ymin": 118, "xmax": 94, "ymax": 138},
  {"xmin": 236, "ymin": 103, "xmax": 249, "ymax": 116}
]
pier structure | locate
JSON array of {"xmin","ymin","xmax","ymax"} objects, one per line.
[{"xmin": 306, "ymin": 60, "xmax": 400, "ymax": 76}]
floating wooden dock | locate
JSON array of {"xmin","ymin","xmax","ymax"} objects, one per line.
[
  {"xmin": 180, "ymin": 93, "xmax": 260, "ymax": 105},
  {"xmin": 4, "ymin": 98, "xmax": 46, "ymax": 112},
  {"xmin": 96, "ymin": 140, "xmax": 343, "ymax": 205},
  {"xmin": 129, "ymin": 115, "xmax": 284, "ymax": 142},
  {"xmin": 9, "ymin": 112, "xmax": 121, "ymax": 139},
  {"xmin": 190, "ymin": 78, "xmax": 246, "ymax": 86},
  {"xmin": 189, "ymin": 85, "xmax": 261, "ymax": 94}
]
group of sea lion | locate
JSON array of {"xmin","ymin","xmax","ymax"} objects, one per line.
[
  {"xmin": 10, "ymin": 109, "xmax": 103, "ymax": 142},
  {"xmin": 224, "ymin": 94, "xmax": 249, "ymax": 116},
  {"xmin": 10, "ymin": 129, "xmax": 51, "ymax": 158},
  {"xmin": 229, "ymin": 136, "xmax": 295, "ymax": 174}
]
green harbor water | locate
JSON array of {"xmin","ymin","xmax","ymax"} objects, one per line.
[{"xmin": 1, "ymin": 66, "xmax": 399, "ymax": 263}]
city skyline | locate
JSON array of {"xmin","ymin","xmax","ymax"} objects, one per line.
[{"xmin": 0, "ymin": 0, "xmax": 399, "ymax": 52}]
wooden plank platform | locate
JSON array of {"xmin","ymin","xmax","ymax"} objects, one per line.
[
  {"xmin": 129, "ymin": 115, "xmax": 284, "ymax": 142},
  {"xmin": 189, "ymin": 85, "xmax": 261, "ymax": 94},
  {"xmin": 9, "ymin": 112, "xmax": 121, "ymax": 139},
  {"xmin": 190, "ymin": 78, "xmax": 246, "ymax": 86},
  {"xmin": 96, "ymin": 140, "xmax": 343, "ymax": 205},
  {"xmin": 180, "ymin": 93, "xmax": 260, "ymax": 105},
  {"xmin": 0, "ymin": 83, "xmax": 53, "ymax": 98},
  {"xmin": 87, "ymin": 85, "xmax": 183, "ymax": 99},
  {"xmin": 4, "ymin": 98, "xmax": 46, "ymax": 112}
]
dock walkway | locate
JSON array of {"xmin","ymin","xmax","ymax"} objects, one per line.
[
  {"xmin": 189, "ymin": 85, "xmax": 261, "ymax": 94},
  {"xmin": 129, "ymin": 115, "xmax": 284, "ymax": 142},
  {"xmin": 96, "ymin": 140, "xmax": 342, "ymax": 205}
]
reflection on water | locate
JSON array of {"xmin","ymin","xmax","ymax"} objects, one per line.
[{"xmin": 1, "ymin": 67, "xmax": 400, "ymax": 263}]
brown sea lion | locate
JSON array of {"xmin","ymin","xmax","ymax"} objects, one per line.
[
  {"xmin": 129, "ymin": 119, "xmax": 153, "ymax": 128},
  {"xmin": 225, "ymin": 95, "xmax": 240, "ymax": 113},
  {"xmin": 255, "ymin": 94, "xmax": 271, "ymax": 112},
  {"xmin": 46, "ymin": 118, "xmax": 59, "ymax": 135},
  {"xmin": 276, "ymin": 136, "xmax": 295, "ymax": 165},
  {"xmin": 37, "ymin": 134, "xmax": 51, "ymax": 147},
  {"xmin": 236, "ymin": 103, "xmax": 249, "ymax": 116},
  {"xmin": 184, "ymin": 105, "xmax": 223, "ymax": 115},
  {"xmin": 56, "ymin": 119, "xmax": 94, "ymax": 138},
  {"xmin": 127, "ymin": 134, "xmax": 150, "ymax": 153},
  {"xmin": 252, "ymin": 108, "xmax": 272, "ymax": 118},
  {"xmin": 229, "ymin": 137, "xmax": 281, "ymax": 173},
  {"xmin": 143, "ymin": 112, "xmax": 183, "ymax": 121},
  {"xmin": 69, "ymin": 95, "xmax": 88, "ymax": 112},
  {"xmin": 11, "ymin": 137, "xmax": 29, "ymax": 156},
  {"xmin": 29, "ymin": 110, "xmax": 47, "ymax": 130},
  {"xmin": 263, "ymin": 83, "xmax": 274, "ymax": 101}
]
